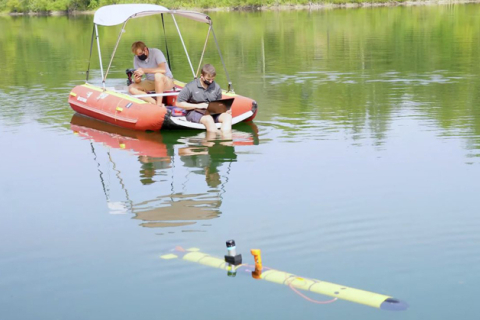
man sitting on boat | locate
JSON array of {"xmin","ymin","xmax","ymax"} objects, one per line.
[
  {"xmin": 129, "ymin": 41, "xmax": 174, "ymax": 107},
  {"xmin": 176, "ymin": 64, "xmax": 232, "ymax": 132}
]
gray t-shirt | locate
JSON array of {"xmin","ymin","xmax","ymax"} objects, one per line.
[
  {"xmin": 177, "ymin": 79, "xmax": 222, "ymax": 103},
  {"xmin": 133, "ymin": 48, "xmax": 173, "ymax": 81}
]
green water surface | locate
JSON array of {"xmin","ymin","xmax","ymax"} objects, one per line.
[{"xmin": 1, "ymin": 5, "xmax": 480, "ymax": 320}]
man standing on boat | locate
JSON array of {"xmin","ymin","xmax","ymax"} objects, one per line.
[
  {"xmin": 129, "ymin": 41, "xmax": 174, "ymax": 107},
  {"xmin": 176, "ymin": 64, "xmax": 232, "ymax": 133}
]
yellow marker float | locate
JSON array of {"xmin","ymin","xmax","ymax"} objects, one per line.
[{"xmin": 161, "ymin": 247, "xmax": 408, "ymax": 311}]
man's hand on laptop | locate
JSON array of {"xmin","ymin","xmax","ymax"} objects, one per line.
[{"xmin": 197, "ymin": 103, "xmax": 208, "ymax": 109}]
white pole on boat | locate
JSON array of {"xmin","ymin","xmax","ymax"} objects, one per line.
[
  {"xmin": 171, "ymin": 14, "xmax": 196, "ymax": 79},
  {"xmin": 195, "ymin": 25, "xmax": 211, "ymax": 78},
  {"xmin": 95, "ymin": 24, "xmax": 106, "ymax": 90},
  {"xmin": 133, "ymin": 92, "xmax": 179, "ymax": 98},
  {"xmin": 104, "ymin": 21, "xmax": 127, "ymax": 84}
]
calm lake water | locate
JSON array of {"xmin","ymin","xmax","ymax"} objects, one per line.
[{"xmin": 1, "ymin": 4, "xmax": 480, "ymax": 319}]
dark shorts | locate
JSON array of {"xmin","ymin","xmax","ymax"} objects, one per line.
[{"xmin": 186, "ymin": 110, "xmax": 221, "ymax": 123}]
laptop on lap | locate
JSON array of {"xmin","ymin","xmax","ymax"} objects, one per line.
[{"xmin": 206, "ymin": 98, "xmax": 235, "ymax": 115}]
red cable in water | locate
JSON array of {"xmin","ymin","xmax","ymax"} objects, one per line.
[
  {"xmin": 173, "ymin": 250, "xmax": 337, "ymax": 305},
  {"xmin": 246, "ymin": 264, "xmax": 337, "ymax": 304},
  {"xmin": 285, "ymin": 276, "xmax": 338, "ymax": 305}
]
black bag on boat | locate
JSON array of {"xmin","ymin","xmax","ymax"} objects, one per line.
[{"xmin": 126, "ymin": 68, "xmax": 136, "ymax": 85}]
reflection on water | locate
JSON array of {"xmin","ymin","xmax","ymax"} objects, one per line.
[
  {"xmin": 70, "ymin": 114, "xmax": 259, "ymax": 229},
  {"xmin": 2, "ymin": 7, "xmax": 480, "ymax": 320}
]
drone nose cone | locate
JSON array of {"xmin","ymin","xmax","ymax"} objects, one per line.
[{"xmin": 380, "ymin": 298, "xmax": 409, "ymax": 311}]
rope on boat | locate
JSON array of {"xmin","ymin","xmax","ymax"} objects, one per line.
[
  {"xmin": 196, "ymin": 25, "xmax": 211, "ymax": 79},
  {"xmin": 211, "ymin": 27, "xmax": 234, "ymax": 93},
  {"xmin": 171, "ymin": 14, "xmax": 196, "ymax": 79},
  {"xmin": 104, "ymin": 21, "xmax": 128, "ymax": 84}
]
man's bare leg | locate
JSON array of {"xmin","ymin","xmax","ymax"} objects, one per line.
[
  {"xmin": 154, "ymin": 74, "xmax": 174, "ymax": 107},
  {"xmin": 218, "ymin": 113, "xmax": 232, "ymax": 132},
  {"xmin": 129, "ymin": 84, "xmax": 156, "ymax": 104},
  {"xmin": 205, "ymin": 131, "xmax": 217, "ymax": 142},
  {"xmin": 220, "ymin": 131, "xmax": 232, "ymax": 143},
  {"xmin": 200, "ymin": 115, "xmax": 217, "ymax": 132}
]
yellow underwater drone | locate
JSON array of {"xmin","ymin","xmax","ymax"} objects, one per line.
[{"xmin": 161, "ymin": 240, "xmax": 408, "ymax": 311}]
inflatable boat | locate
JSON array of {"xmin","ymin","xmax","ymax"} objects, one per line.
[{"xmin": 68, "ymin": 4, "xmax": 258, "ymax": 131}]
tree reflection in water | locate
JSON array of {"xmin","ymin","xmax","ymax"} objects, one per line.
[{"xmin": 70, "ymin": 113, "xmax": 258, "ymax": 230}]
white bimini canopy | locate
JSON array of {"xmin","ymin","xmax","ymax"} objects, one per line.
[{"xmin": 93, "ymin": 4, "xmax": 212, "ymax": 26}]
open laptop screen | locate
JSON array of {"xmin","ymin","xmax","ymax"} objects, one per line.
[{"xmin": 207, "ymin": 98, "xmax": 235, "ymax": 115}]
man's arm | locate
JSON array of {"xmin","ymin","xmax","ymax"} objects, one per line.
[
  {"xmin": 133, "ymin": 57, "xmax": 142, "ymax": 83},
  {"xmin": 134, "ymin": 74, "xmax": 142, "ymax": 84},
  {"xmin": 176, "ymin": 100, "xmax": 208, "ymax": 110},
  {"xmin": 134, "ymin": 62, "xmax": 167, "ymax": 77}
]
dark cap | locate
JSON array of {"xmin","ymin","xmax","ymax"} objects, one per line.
[{"xmin": 226, "ymin": 240, "xmax": 236, "ymax": 247}]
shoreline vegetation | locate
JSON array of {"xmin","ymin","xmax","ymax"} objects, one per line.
[{"xmin": 1, "ymin": 0, "xmax": 480, "ymax": 15}]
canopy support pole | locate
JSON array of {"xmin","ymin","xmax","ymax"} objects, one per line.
[
  {"xmin": 161, "ymin": 14, "xmax": 172, "ymax": 72},
  {"xmin": 195, "ymin": 26, "xmax": 211, "ymax": 79},
  {"xmin": 86, "ymin": 24, "xmax": 95, "ymax": 83},
  {"xmin": 171, "ymin": 15, "xmax": 195, "ymax": 79},
  {"xmin": 95, "ymin": 24, "xmax": 106, "ymax": 90},
  {"xmin": 211, "ymin": 27, "xmax": 234, "ymax": 93},
  {"xmin": 104, "ymin": 21, "xmax": 127, "ymax": 85}
]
